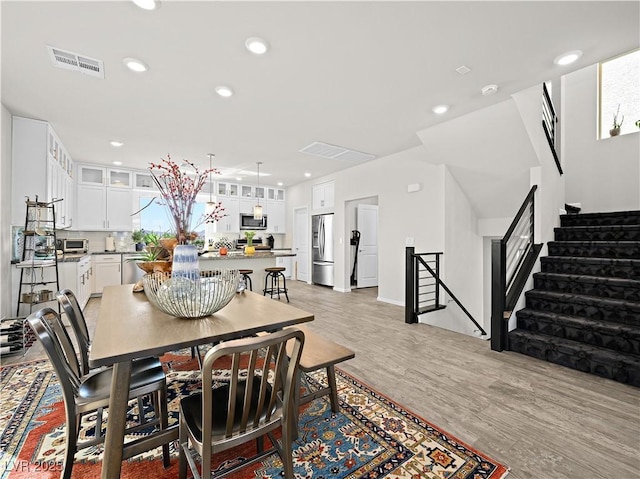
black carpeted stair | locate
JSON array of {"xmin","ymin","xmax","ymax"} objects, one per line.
[{"xmin": 509, "ymin": 210, "xmax": 640, "ymax": 386}]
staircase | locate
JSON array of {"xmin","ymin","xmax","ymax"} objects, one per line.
[{"xmin": 509, "ymin": 210, "xmax": 640, "ymax": 387}]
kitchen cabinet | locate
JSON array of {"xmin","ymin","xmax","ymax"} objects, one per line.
[
  {"xmin": 108, "ymin": 169, "xmax": 132, "ymax": 188},
  {"xmin": 239, "ymin": 198, "xmax": 256, "ymax": 215},
  {"xmin": 266, "ymin": 200, "xmax": 286, "ymax": 233},
  {"xmin": 78, "ymin": 165, "xmax": 106, "ymax": 185},
  {"xmin": 215, "ymin": 197, "xmax": 240, "ymax": 233},
  {"xmin": 240, "ymin": 184, "xmax": 254, "ymax": 198},
  {"xmin": 60, "ymin": 255, "xmax": 93, "ymax": 309},
  {"xmin": 267, "ymin": 188, "xmax": 285, "ymax": 201},
  {"xmin": 312, "ymin": 181, "xmax": 335, "ymax": 211},
  {"xmin": 76, "ymin": 185, "xmax": 132, "ymax": 231},
  {"xmin": 134, "ymin": 171, "xmax": 156, "ymax": 190},
  {"xmin": 11, "ymin": 116, "xmax": 74, "ymax": 227},
  {"xmin": 216, "ymin": 182, "xmax": 239, "ymax": 197},
  {"xmin": 92, "ymin": 254, "xmax": 121, "ymax": 295}
]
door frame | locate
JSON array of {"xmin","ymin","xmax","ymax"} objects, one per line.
[
  {"xmin": 293, "ymin": 205, "xmax": 310, "ymax": 283},
  {"xmin": 343, "ymin": 196, "xmax": 378, "ymax": 292}
]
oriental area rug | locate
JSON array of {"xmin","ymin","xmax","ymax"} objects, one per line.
[{"xmin": 0, "ymin": 352, "xmax": 508, "ymax": 479}]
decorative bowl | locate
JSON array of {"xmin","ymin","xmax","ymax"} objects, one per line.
[{"xmin": 142, "ymin": 269, "xmax": 240, "ymax": 318}]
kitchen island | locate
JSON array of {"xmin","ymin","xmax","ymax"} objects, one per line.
[{"xmin": 199, "ymin": 250, "xmax": 296, "ymax": 292}]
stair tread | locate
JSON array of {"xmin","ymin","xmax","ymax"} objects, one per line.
[
  {"xmin": 548, "ymin": 240, "xmax": 640, "ymax": 245},
  {"xmin": 516, "ymin": 308, "xmax": 640, "ymax": 336},
  {"xmin": 560, "ymin": 210, "xmax": 640, "ymax": 220},
  {"xmin": 555, "ymin": 225, "xmax": 640, "ymax": 231},
  {"xmin": 509, "ymin": 330, "xmax": 640, "ymax": 361},
  {"xmin": 525, "ymin": 289, "xmax": 640, "ymax": 308},
  {"xmin": 533, "ymin": 271, "xmax": 640, "ymax": 287},
  {"xmin": 541, "ymin": 256, "xmax": 640, "ymax": 265}
]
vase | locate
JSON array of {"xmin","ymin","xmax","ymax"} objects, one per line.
[
  {"xmin": 219, "ymin": 246, "xmax": 228, "ymax": 256},
  {"xmin": 172, "ymin": 244, "xmax": 199, "ymax": 280},
  {"xmin": 244, "ymin": 245, "xmax": 255, "ymax": 256}
]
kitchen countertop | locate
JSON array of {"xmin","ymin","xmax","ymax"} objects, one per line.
[{"xmin": 57, "ymin": 250, "xmax": 296, "ymax": 263}]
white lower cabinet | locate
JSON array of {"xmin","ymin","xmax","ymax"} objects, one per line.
[
  {"xmin": 59, "ymin": 255, "xmax": 93, "ymax": 310},
  {"xmin": 92, "ymin": 254, "xmax": 122, "ymax": 295}
]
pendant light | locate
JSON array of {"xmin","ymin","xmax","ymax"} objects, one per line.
[
  {"xmin": 206, "ymin": 153, "xmax": 216, "ymax": 222},
  {"xmin": 253, "ymin": 161, "xmax": 263, "ymax": 220}
]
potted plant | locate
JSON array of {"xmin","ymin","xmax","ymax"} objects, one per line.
[
  {"xmin": 244, "ymin": 231, "xmax": 256, "ymax": 256},
  {"xmin": 144, "ymin": 232, "xmax": 170, "ymax": 260},
  {"xmin": 610, "ymin": 104, "xmax": 624, "ymax": 136},
  {"xmin": 126, "ymin": 248, "xmax": 172, "ymax": 274},
  {"xmin": 132, "ymin": 229, "xmax": 145, "ymax": 251}
]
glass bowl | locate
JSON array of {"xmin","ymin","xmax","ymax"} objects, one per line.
[{"xmin": 142, "ymin": 269, "xmax": 240, "ymax": 318}]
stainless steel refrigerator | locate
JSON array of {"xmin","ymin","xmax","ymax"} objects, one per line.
[{"xmin": 312, "ymin": 213, "xmax": 334, "ymax": 286}]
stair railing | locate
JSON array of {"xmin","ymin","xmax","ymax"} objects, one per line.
[
  {"xmin": 491, "ymin": 185, "xmax": 543, "ymax": 351},
  {"xmin": 405, "ymin": 248, "xmax": 487, "ymax": 336},
  {"xmin": 542, "ymin": 82, "xmax": 563, "ymax": 175}
]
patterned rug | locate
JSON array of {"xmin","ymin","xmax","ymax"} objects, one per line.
[{"xmin": 0, "ymin": 353, "xmax": 508, "ymax": 478}]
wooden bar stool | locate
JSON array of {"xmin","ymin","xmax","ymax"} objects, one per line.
[
  {"xmin": 238, "ymin": 269, "xmax": 253, "ymax": 291},
  {"xmin": 263, "ymin": 267, "xmax": 289, "ymax": 302}
]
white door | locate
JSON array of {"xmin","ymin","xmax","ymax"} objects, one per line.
[
  {"xmin": 356, "ymin": 204, "xmax": 378, "ymax": 288},
  {"xmin": 294, "ymin": 206, "xmax": 309, "ymax": 282}
]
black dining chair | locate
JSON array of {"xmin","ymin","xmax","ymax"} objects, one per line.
[
  {"xmin": 56, "ymin": 288, "xmax": 163, "ymax": 375},
  {"xmin": 26, "ymin": 308, "xmax": 171, "ymax": 479},
  {"xmin": 178, "ymin": 328, "xmax": 305, "ymax": 479}
]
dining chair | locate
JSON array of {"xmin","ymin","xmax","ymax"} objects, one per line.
[
  {"xmin": 26, "ymin": 308, "xmax": 171, "ymax": 479},
  {"xmin": 178, "ymin": 328, "xmax": 305, "ymax": 479},
  {"xmin": 56, "ymin": 288, "xmax": 162, "ymax": 375}
]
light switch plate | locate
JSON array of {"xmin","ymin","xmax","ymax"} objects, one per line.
[{"xmin": 405, "ymin": 237, "xmax": 415, "ymax": 246}]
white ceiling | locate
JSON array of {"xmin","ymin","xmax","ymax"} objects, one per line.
[{"xmin": 2, "ymin": 1, "xmax": 639, "ymax": 188}]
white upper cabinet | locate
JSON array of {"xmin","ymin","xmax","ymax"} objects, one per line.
[
  {"xmin": 216, "ymin": 182, "xmax": 239, "ymax": 197},
  {"xmin": 267, "ymin": 188, "xmax": 285, "ymax": 201},
  {"xmin": 78, "ymin": 165, "xmax": 106, "ymax": 185},
  {"xmin": 312, "ymin": 181, "xmax": 335, "ymax": 211},
  {"xmin": 134, "ymin": 171, "xmax": 156, "ymax": 190},
  {"xmin": 11, "ymin": 116, "xmax": 74, "ymax": 228},
  {"xmin": 108, "ymin": 169, "xmax": 132, "ymax": 188}
]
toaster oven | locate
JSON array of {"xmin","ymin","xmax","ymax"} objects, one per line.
[{"xmin": 62, "ymin": 238, "xmax": 88, "ymax": 254}]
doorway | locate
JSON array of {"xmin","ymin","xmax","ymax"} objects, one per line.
[
  {"xmin": 293, "ymin": 206, "xmax": 310, "ymax": 283},
  {"xmin": 345, "ymin": 197, "xmax": 378, "ymax": 289}
]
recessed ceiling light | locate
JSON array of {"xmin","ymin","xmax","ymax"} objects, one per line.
[
  {"xmin": 132, "ymin": 0, "xmax": 159, "ymax": 10},
  {"xmin": 554, "ymin": 50, "xmax": 582, "ymax": 66},
  {"xmin": 110, "ymin": 140, "xmax": 124, "ymax": 147},
  {"xmin": 481, "ymin": 84, "xmax": 499, "ymax": 96},
  {"xmin": 277, "ymin": 182, "xmax": 283, "ymax": 186},
  {"xmin": 123, "ymin": 57, "xmax": 148, "ymax": 72},
  {"xmin": 432, "ymin": 105, "xmax": 449, "ymax": 115},
  {"xmin": 304, "ymin": 172, "xmax": 311, "ymax": 178},
  {"xmin": 236, "ymin": 177, "xmax": 243, "ymax": 181},
  {"xmin": 245, "ymin": 37, "xmax": 269, "ymax": 55},
  {"xmin": 112, "ymin": 161, "xmax": 123, "ymax": 166},
  {"xmin": 214, "ymin": 85, "xmax": 234, "ymax": 98}
]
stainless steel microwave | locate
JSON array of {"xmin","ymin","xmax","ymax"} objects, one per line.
[
  {"xmin": 239, "ymin": 214, "xmax": 267, "ymax": 230},
  {"xmin": 62, "ymin": 238, "xmax": 88, "ymax": 253}
]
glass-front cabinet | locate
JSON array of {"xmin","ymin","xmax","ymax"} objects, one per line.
[
  {"xmin": 216, "ymin": 182, "xmax": 239, "ymax": 197},
  {"xmin": 78, "ymin": 165, "xmax": 106, "ymax": 186},
  {"xmin": 240, "ymin": 185, "xmax": 253, "ymax": 198},
  {"xmin": 267, "ymin": 188, "xmax": 285, "ymax": 201},
  {"xmin": 108, "ymin": 169, "xmax": 132, "ymax": 188}
]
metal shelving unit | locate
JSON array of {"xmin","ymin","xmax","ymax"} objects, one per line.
[{"xmin": 5, "ymin": 197, "xmax": 61, "ymax": 357}]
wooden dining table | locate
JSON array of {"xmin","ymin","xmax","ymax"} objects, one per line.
[{"xmin": 89, "ymin": 284, "xmax": 314, "ymax": 479}]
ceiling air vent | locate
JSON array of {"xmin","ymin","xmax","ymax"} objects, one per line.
[
  {"xmin": 47, "ymin": 46, "xmax": 104, "ymax": 79},
  {"xmin": 299, "ymin": 141, "xmax": 375, "ymax": 163}
]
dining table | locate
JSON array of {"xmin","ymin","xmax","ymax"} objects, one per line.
[{"xmin": 89, "ymin": 284, "xmax": 314, "ymax": 479}]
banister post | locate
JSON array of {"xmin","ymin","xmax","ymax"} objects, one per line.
[
  {"xmin": 405, "ymin": 247, "xmax": 416, "ymax": 324},
  {"xmin": 491, "ymin": 239, "xmax": 507, "ymax": 351}
]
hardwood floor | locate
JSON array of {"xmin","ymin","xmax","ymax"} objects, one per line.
[{"xmin": 5, "ymin": 281, "xmax": 639, "ymax": 478}]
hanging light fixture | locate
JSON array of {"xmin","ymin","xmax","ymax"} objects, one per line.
[{"xmin": 253, "ymin": 161, "xmax": 263, "ymax": 220}]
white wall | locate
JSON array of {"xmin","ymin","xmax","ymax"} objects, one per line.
[
  {"xmin": 563, "ymin": 64, "xmax": 640, "ymax": 213},
  {"xmin": 1, "ymin": 104, "xmax": 13, "ymax": 318},
  {"xmin": 286, "ymin": 146, "xmax": 446, "ymax": 305}
]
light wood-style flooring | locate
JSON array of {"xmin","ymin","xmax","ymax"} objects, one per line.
[{"xmin": 4, "ymin": 281, "xmax": 639, "ymax": 478}]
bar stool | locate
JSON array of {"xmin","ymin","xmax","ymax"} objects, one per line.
[
  {"xmin": 238, "ymin": 269, "xmax": 253, "ymax": 291},
  {"xmin": 263, "ymin": 267, "xmax": 289, "ymax": 302}
]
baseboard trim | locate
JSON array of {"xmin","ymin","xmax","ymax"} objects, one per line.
[
  {"xmin": 333, "ymin": 286, "xmax": 351, "ymax": 293},
  {"xmin": 377, "ymin": 296, "xmax": 404, "ymax": 307}
]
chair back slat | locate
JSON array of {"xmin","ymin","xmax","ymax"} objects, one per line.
[
  {"xmin": 26, "ymin": 308, "xmax": 82, "ymax": 397},
  {"xmin": 200, "ymin": 328, "xmax": 305, "ymax": 445},
  {"xmin": 57, "ymin": 289, "xmax": 91, "ymax": 375}
]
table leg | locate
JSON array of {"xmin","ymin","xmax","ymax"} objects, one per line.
[{"xmin": 101, "ymin": 360, "xmax": 132, "ymax": 479}]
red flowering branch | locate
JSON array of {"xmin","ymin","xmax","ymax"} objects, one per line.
[{"xmin": 149, "ymin": 154, "xmax": 227, "ymax": 243}]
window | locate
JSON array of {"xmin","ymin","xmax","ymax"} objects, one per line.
[
  {"xmin": 599, "ymin": 49, "xmax": 640, "ymax": 138},
  {"xmin": 138, "ymin": 196, "xmax": 206, "ymax": 237}
]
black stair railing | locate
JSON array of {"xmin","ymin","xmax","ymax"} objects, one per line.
[
  {"xmin": 542, "ymin": 82, "xmax": 563, "ymax": 175},
  {"xmin": 405, "ymin": 248, "xmax": 487, "ymax": 336},
  {"xmin": 491, "ymin": 185, "xmax": 543, "ymax": 351}
]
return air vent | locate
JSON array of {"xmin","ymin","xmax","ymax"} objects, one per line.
[
  {"xmin": 299, "ymin": 142, "xmax": 375, "ymax": 163},
  {"xmin": 47, "ymin": 46, "xmax": 104, "ymax": 79}
]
